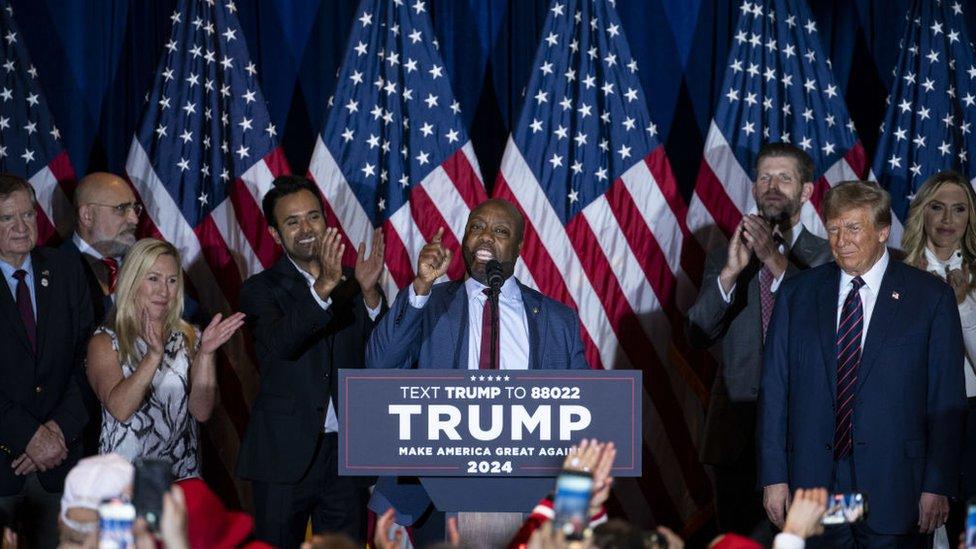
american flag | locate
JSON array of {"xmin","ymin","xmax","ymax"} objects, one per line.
[
  {"xmin": 686, "ymin": 0, "xmax": 869, "ymax": 251},
  {"xmin": 125, "ymin": 0, "xmax": 290, "ymax": 506},
  {"xmin": 307, "ymin": 0, "xmax": 486, "ymax": 301},
  {"xmin": 493, "ymin": 0, "xmax": 713, "ymax": 531},
  {"xmin": 0, "ymin": 2, "xmax": 75, "ymax": 244},
  {"xmin": 872, "ymin": 0, "xmax": 976, "ymax": 244}
]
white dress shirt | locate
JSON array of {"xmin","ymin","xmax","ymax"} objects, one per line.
[
  {"xmin": 0, "ymin": 254, "xmax": 36, "ymax": 317},
  {"xmin": 923, "ymin": 246, "xmax": 976, "ymax": 397},
  {"xmin": 73, "ymin": 232, "xmax": 122, "ymax": 302},
  {"xmin": 408, "ymin": 277, "xmax": 531, "ymax": 370},
  {"xmin": 836, "ymin": 250, "xmax": 889, "ymax": 348},
  {"xmin": 288, "ymin": 258, "xmax": 382, "ymax": 433},
  {"xmin": 719, "ymin": 219, "xmax": 804, "ymax": 302}
]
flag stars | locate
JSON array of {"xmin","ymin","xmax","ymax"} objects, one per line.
[
  {"xmin": 409, "ymin": 29, "xmax": 422, "ymax": 44},
  {"xmin": 2, "ymin": 60, "xmax": 14, "ymax": 73},
  {"xmin": 554, "ymin": 125, "xmax": 568, "ymax": 139},
  {"xmin": 617, "ymin": 144, "xmax": 632, "ymax": 159},
  {"xmin": 450, "ymin": 100, "xmax": 461, "ymax": 115},
  {"xmin": 549, "ymin": 153, "xmax": 563, "ymax": 169},
  {"xmin": 420, "ymin": 122, "xmax": 434, "ymax": 137},
  {"xmin": 236, "ymin": 145, "xmax": 249, "ymax": 159},
  {"xmin": 3, "ymin": 30, "xmax": 15, "ymax": 44},
  {"xmin": 578, "ymin": 103, "xmax": 592, "ymax": 117},
  {"xmin": 622, "ymin": 116, "xmax": 636, "ymax": 130},
  {"xmin": 0, "ymin": 88, "xmax": 11, "ymax": 101},
  {"xmin": 361, "ymin": 162, "xmax": 376, "ymax": 178},
  {"xmin": 155, "ymin": 124, "xmax": 167, "ymax": 138},
  {"xmin": 764, "ymin": 66, "xmax": 776, "ymax": 82},
  {"xmin": 198, "ymin": 193, "xmax": 208, "ymax": 206},
  {"xmin": 413, "ymin": 0, "xmax": 426, "ymax": 14},
  {"xmin": 917, "ymin": 106, "xmax": 930, "ymax": 120},
  {"xmin": 342, "ymin": 128, "xmax": 354, "ymax": 142},
  {"xmin": 804, "ymin": 19, "xmax": 817, "ymax": 33},
  {"xmin": 747, "ymin": 62, "xmax": 759, "ymax": 77},
  {"xmin": 601, "ymin": 82, "xmax": 614, "ymax": 96},
  {"xmin": 910, "ymin": 163, "xmax": 922, "ymax": 177},
  {"xmin": 926, "ymin": 50, "xmax": 940, "ymax": 64},
  {"xmin": 965, "ymin": 93, "xmax": 976, "ymax": 107},
  {"xmin": 798, "ymin": 136, "xmax": 812, "ymax": 151},
  {"xmin": 245, "ymin": 61, "xmax": 257, "ymax": 76},
  {"xmin": 416, "ymin": 151, "xmax": 430, "ymax": 165},
  {"xmin": 222, "ymin": 28, "xmax": 237, "ymax": 41},
  {"xmin": 802, "ymin": 108, "xmax": 814, "ymax": 122},
  {"xmin": 445, "ymin": 129, "xmax": 460, "ymax": 143},
  {"xmin": 821, "ymin": 142, "xmax": 835, "ymax": 155},
  {"xmin": 726, "ymin": 88, "xmax": 740, "ymax": 102},
  {"xmin": 913, "ymin": 134, "xmax": 927, "ymax": 148},
  {"xmin": 20, "ymin": 149, "xmax": 33, "ymax": 163},
  {"xmin": 742, "ymin": 121, "xmax": 755, "ymax": 136},
  {"xmin": 624, "ymin": 87, "xmax": 638, "ymax": 102},
  {"xmin": 568, "ymin": 189, "xmax": 579, "ymax": 203},
  {"xmin": 22, "ymin": 121, "xmax": 35, "ymax": 135},
  {"xmin": 177, "ymin": 157, "xmax": 190, "ymax": 172},
  {"xmin": 534, "ymin": 90, "xmax": 548, "ymax": 105},
  {"xmin": 744, "ymin": 92, "xmax": 757, "ymax": 106},
  {"xmin": 574, "ymin": 133, "xmax": 588, "ymax": 147},
  {"xmin": 939, "ymin": 141, "xmax": 952, "ymax": 155},
  {"xmin": 239, "ymin": 117, "xmax": 253, "ymax": 132},
  {"xmin": 425, "ymin": 93, "xmax": 439, "ymax": 108},
  {"xmin": 429, "ymin": 65, "xmax": 443, "ymax": 79},
  {"xmin": 179, "ymin": 130, "xmax": 193, "ymax": 144},
  {"xmin": 544, "ymin": 32, "xmax": 559, "ymax": 47},
  {"xmin": 628, "ymin": 59, "xmax": 638, "ymax": 73},
  {"xmin": 595, "ymin": 166, "xmax": 608, "ymax": 181},
  {"xmin": 358, "ymin": 11, "xmax": 372, "ymax": 26},
  {"xmin": 530, "ymin": 119, "xmax": 543, "ymax": 133},
  {"xmin": 888, "ymin": 154, "xmax": 902, "ymax": 169},
  {"xmin": 931, "ymin": 21, "xmax": 943, "ymax": 36}
]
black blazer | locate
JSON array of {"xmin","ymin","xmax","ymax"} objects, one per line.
[
  {"xmin": 0, "ymin": 247, "xmax": 93, "ymax": 495},
  {"xmin": 235, "ymin": 258, "xmax": 384, "ymax": 484}
]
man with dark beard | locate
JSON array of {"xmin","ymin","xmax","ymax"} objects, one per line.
[{"xmin": 687, "ymin": 142, "xmax": 832, "ymax": 538}]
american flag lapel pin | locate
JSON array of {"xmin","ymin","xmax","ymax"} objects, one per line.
[
  {"xmin": 891, "ymin": 291, "xmax": 899, "ymax": 300},
  {"xmin": 40, "ymin": 270, "xmax": 49, "ymax": 287}
]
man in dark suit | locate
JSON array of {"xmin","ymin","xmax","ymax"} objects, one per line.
[
  {"xmin": 687, "ymin": 142, "xmax": 831, "ymax": 536},
  {"xmin": 759, "ymin": 181, "xmax": 966, "ymax": 547},
  {"xmin": 59, "ymin": 172, "xmax": 139, "ymax": 325},
  {"xmin": 0, "ymin": 175, "xmax": 92, "ymax": 548},
  {"xmin": 236, "ymin": 175, "xmax": 385, "ymax": 547},
  {"xmin": 366, "ymin": 198, "xmax": 588, "ymax": 533}
]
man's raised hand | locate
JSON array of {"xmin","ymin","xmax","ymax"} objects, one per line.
[
  {"xmin": 413, "ymin": 227, "xmax": 452, "ymax": 296},
  {"xmin": 356, "ymin": 227, "xmax": 385, "ymax": 308},
  {"xmin": 313, "ymin": 227, "xmax": 345, "ymax": 300}
]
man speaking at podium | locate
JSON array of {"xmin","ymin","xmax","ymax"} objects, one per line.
[{"xmin": 366, "ymin": 198, "xmax": 589, "ymax": 540}]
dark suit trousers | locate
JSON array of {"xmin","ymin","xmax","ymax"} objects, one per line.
[
  {"xmin": 710, "ymin": 402, "xmax": 772, "ymax": 540},
  {"xmin": 806, "ymin": 458, "xmax": 928, "ymax": 549},
  {"xmin": 0, "ymin": 473, "xmax": 60, "ymax": 549},
  {"xmin": 252, "ymin": 433, "xmax": 368, "ymax": 548}
]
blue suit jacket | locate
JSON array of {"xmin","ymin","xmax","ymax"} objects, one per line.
[
  {"xmin": 366, "ymin": 278, "xmax": 589, "ymax": 523},
  {"xmin": 759, "ymin": 260, "xmax": 967, "ymax": 534}
]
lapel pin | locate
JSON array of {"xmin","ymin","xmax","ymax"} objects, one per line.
[
  {"xmin": 40, "ymin": 271, "xmax": 49, "ymax": 287},
  {"xmin": 891, "ymin": 291, "xmax": 900, "ymax": 300},
  {"xmin": 532, "ymin": 306, "xmax": 539, "ymax": 315},
  {"xmin": 40, "ymin": 278, "xmax": 48, "ymax": 287}
]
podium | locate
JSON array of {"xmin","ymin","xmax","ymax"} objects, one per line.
[{"xmin": 339, "ymin": 369, "xmax": 642, "ymax": 524}]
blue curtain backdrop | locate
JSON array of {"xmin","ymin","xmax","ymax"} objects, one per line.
[{"xmin": 14, "ymin": 0, "xmax": 972, "ymax": 203}]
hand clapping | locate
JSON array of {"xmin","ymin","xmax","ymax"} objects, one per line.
[{"xmin": 199, "ymin": 312, "xmax": 246, "ymax": 356}]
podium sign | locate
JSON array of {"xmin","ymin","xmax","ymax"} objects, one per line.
[{"xmin": 338, "ymin": 369, "xmax": 641, "ymax": 477}]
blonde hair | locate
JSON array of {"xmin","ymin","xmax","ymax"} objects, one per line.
[
  {"xmin": 823, "ymin": 180, "xmax": 892, "ymax": 228},
  {"xmin": 901, "ymin": 171, "xmax": 976, "ymax": 285},
  {"xmin": 108, "ymin": 238, "xmax": 195, "ymax": 365}
]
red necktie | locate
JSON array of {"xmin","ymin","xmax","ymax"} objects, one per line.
[
  {"xmin": 759, "ymin": 265, "xmax": 774, "ymax": 340},
  {"xmin": 101, "ymin": 257, "xmax": 119, "ymax": 293},
  {"xmin": 12, "ymin": 269, "xmax": 36, "ymax": 353},
  {"xmin": 478, "ymin": 289, "xmax": 498, "ymax": 369}
]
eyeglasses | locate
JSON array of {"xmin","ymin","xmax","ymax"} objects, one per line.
[{"xmin": 88, "ymin": 202, "xmax": 144, "ymax": 217}]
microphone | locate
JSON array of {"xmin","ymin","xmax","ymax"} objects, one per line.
[{"xmin": 486, "ymin": 259, "xmax": 504, "ymax": 291}]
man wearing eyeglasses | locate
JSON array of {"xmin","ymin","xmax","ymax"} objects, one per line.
[{"xmin": 61, "ymin": 173, "xmax": 139, "ymax": 324}]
